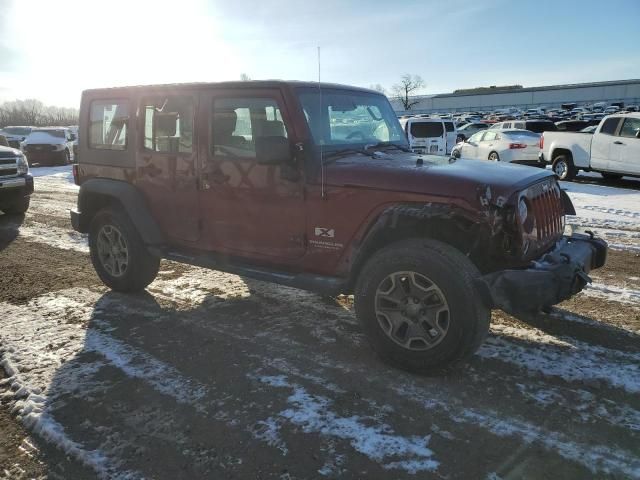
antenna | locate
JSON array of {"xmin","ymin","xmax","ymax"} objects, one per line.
[{"xmin": 318, "ymin": 46, "xmax": 326, "ymax": 199}]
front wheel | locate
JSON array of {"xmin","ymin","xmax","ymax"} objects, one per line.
[
  {"xmin": 89, "ymin": 208, "xmax": 160, "ymax": 292},
  {"xmin": 601, "ymin": 172, "xmax": 623, "ymax": 180},
  {"xmin": 354, "ymin": 238, "xmax": 490, "ymax": 373}
]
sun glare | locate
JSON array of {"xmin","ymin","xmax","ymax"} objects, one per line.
[{"xmin": 8, "ymin": 0, "xmax": 241, "ymax": 106}]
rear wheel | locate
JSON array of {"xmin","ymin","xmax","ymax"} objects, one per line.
[
  {"xmin": 354, "ymin": 238, "xmax": 490, "ymax": 373},
  {"xmin": 552, "ymin": 154, "xmax": 576, "ymax": 181},
  {"xmin": 89, "ymin": 207, "xmax": 160, "ymax": 292},
  {"xmin": 488, "ymin": 151, "xmax": 500, "ymax": 161}
]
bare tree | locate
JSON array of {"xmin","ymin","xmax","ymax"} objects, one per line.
[
  {"xmin": 0, "ymin": 99, "xmax": 78, "ymax": 127},
  {"xmin": 240, "ymin": 73, "xmax": 251, "ymax": 81},
  {"xmin": 391, "ymin": 74, "xmax": 425, "ymax": 110},
  {"xmin": 369, "ymin": 84, "xmax": 387, "ymax": 95}
]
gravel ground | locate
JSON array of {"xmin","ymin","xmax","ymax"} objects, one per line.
[{"xmin": 0, "ymin": 166, "xmax": 639, "ymax": 479}]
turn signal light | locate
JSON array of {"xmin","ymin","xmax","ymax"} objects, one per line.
[{"xmin": 509, "ymin": 143, "xmax": 527, "ymax": 149}]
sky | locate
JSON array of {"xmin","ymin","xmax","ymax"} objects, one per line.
[{"xmin": 1, "ymin": 0, "xmax": 639, "ymax": 108}]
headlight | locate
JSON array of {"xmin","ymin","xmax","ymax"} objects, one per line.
[
  {"xmin": 518, "ymin": 197, "xmax": 528, "ymax": 223},
  {"xmin": 16, "ymin": 154, "xmax": 29, "ymax": 175}
]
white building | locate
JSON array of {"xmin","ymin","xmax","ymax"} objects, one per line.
[{"xmin": 390, "ymin": 79, "xmax": 640, "ymax": 114}]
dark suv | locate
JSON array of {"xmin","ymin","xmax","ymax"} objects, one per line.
[{"xmin": 70, "ymin": 81, "xmax": 607, "ymax": 372}]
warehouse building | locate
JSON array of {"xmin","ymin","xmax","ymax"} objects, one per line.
[{"xmin": 390, "ymin": 79, "xmax": 640, "ymax": 114}]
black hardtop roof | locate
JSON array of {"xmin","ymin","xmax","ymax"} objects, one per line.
[{"xmin": 82, "ymin": 80, "xmax": 380, "ymax": 96}]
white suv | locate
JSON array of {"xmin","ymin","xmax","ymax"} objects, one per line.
[{"xmin": 20, "ymin": 127, "xmax": 76, "ymax": 166}]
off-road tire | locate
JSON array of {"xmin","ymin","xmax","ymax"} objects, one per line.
[
  {"xmin": 488, "ymin": 151, "xmax": 500, "ymax": 161},
  {"xmin": 552, "ymin": 154, "xmax": 576, "ymax": 181},
  {"xmin": 89, "ymin": 207, "xmax": 160, "ymax": 292},
  {"xmin": 354, "ymin": 238, "xmax": 490, "ymax": 373},
  {"xmin": 2, "ymin": 197, "xmax": 30, "ymax": 215},
  {"xmin": 600, "ymin": 172, "xmax": 623, "ymax": 180}
]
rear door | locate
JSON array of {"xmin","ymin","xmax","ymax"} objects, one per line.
[
  {"xmin": 197, "ymin": 88, "xmax": 306, "ymax": 259},
  {"xmin": 611, "ymin": 117, "xmax": 640, "ymax": 175},
  {"xmin": 478, "ymin": 131, "xmax": 498, "ymax": 159},
  {"xmin": 136, "ymin": 92, "xmax": 200, "ymax": 244},
  {"xmin": 408, "ymin": 121, "xmax": 445, "ymax": 155}
]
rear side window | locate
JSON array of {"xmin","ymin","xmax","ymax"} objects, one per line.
[
  {"xmin": 142, "ymin": 96, "xmax": 194, "ymax": 153},
  {"xmin": 211, "ymin": 97, "xmax": 288, "ymax": 159},
  {"xmin": 483, "ymin": 132, "xmax": 497, "ymax": 142},
  {"xmin": 89, "ymin": 100, "xmax": 129, "ymax": 150},
  {"xmin": 444, "ymin": 122, "xmax": 455, "ymax": 132},
  {"xmin": 600, "ymin": 118, "xmax": 620, "ymax": 135},
  {"xmin": 410, "ymin": 122, "xmax": 444, "ymax": 138},
  {"xmin": 619, "ymin": 118, "xmax": 640, "ymax": 138}
]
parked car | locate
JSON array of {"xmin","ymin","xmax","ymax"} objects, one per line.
[
  {"xmin": 489, "ymin": 120, "xmax": 558, "ymax": 134},
  {"xmin": 69, "ymin": 80, "xmax": 606, "ymax": 373},
  {"xmin": 455, "ymin": 122, "xmax": 489, "ymax": 142},
  {"xmin": 20, "ymin": 127, "xmax": 76, "ymax": 165},
  {"xmin": 604, "ymin": 106, "xmax": 620, "ymax": 115},
  {"xmin": 452, "ymin": 129, "xmax": 541, "ymax": 166},
  {"xmin": 0, "ymin": 126, "xmax": 33, "ymax": 149},
  {"xmin": 539, "ymin": 113, "xmax": 640, "ymax": 180},
  {"xmin": 398, "ymin": 117, "xmax": 447, "ymax": 155},
  {"xmin": 0, "ymin": 144, "xmax": 33, "ymax": 214},
  {"xmin": 555, "ymin": 120, "xmax": 589, "ymax": 132}
]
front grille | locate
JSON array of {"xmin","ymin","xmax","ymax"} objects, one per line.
[
  {"xmin": 0, "ymin": 159, "xmax": 15, "ymax": 165},
  {"xmin": 26, "ymin": 144, "xmax": 55, "ymax": 152},
  {"xmin": 530, "ymin": 181, "xmax": 564, "ymax": 241},
  {"xmin": 0, "ymin": 151, "xmax": 16, "ymax": 159},
  {"xmin": 0, "ymin": 168, "xmax": 18, "ymax": 178}
]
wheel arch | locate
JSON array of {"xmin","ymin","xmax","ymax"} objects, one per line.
[
  {"xmin": 346, "ymin": 204, "xmax": 489, "ymax": 291},
  {"xmin": 551, "ymin": 147, "xmax": 573, "ymax": 164},
  {"xmin": 76, "ymin": 178, "xmax": 165, "ymax": 246}
]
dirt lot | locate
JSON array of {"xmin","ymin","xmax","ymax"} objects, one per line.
[{"xmin": 0, "ymin": 166, "xmax": 639, "ymax": 479}]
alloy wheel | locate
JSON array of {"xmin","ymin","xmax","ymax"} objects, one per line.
[
  {"xmin": 375, "ymin": 271, "xmax": 450, "ymax": 351},
  {"xmin": 96, "ymin": 224, "xmax": 129, "ymax": 277}
]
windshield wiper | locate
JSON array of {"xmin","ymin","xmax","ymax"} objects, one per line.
[
  {"xmin": 364, "ymin": 142, "xmax": 411, "ymax": 153},
  {"xmin": 322, "ymin": 148, "xmax": 375, "ymax": 165}
]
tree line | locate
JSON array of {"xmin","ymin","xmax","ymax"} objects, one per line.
[{"xmin": 0, "ymin": 99, "xmax": 79, "ymax": 128}]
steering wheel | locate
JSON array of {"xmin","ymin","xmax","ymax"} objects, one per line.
[{"xmin": 345, "ymin": 131, "xmax": 366, "ymax": 140}]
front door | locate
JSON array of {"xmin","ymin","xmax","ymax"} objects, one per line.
[
  {"xmin": 197, "ymin": 89, "xmax": 306, "ymax": 259},
  {"xmin": 136, "ymin": 92, "xmax": 200, "ymax": 244},
  {"xmin": 611, "ymin": 116, "xmax": 640, "ymax": 175}
]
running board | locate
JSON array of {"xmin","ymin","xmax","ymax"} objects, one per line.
[{"xmin": 163, "ymin": 250, "xmax": 346, "ymax": 296}]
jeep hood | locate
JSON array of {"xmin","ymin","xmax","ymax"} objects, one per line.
[{"xmin": 324, "ymin": 153, "xmax": 554, "ymax": 205}]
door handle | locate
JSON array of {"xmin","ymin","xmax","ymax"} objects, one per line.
[{"xmin": 613, "ymin": 141, "xmax": 625, "ymax": 145}]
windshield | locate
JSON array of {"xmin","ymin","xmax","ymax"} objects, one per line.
[
  {"xmin": 3, "ymin": 127, "xmax": 32, "ymax": 135},
  {"xmin": 297, "ymin": 88, "xmax": 406, "ymax": 149},
  {"xmin": 31, "ymin": 129, "xmax": 66, "ymax": 138}
]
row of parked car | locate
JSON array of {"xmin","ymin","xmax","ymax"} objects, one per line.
[
  {"xmin": 0, "ymin": 125, "xmax": 78, "ymax": 166},
  {"xmin": 449, "ymin": 113, "xmax": 640, "ymax": 181}
]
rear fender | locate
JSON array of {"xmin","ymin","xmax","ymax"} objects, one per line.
[{"xmin": 76, "ymin": 178, "xmax": 165, "ymax": 246}]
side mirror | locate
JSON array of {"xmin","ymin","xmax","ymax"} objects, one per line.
[{"xmin": 255, "ymin": 136, "xmax": 292, "ymax": 165}]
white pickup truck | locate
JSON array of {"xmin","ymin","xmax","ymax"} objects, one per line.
[{"xmin": 539, "ymin": 113, "xmax": 640, "ymax": 180}]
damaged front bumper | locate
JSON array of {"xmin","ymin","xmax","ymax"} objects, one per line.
[{"xmin": 480, "ymin": 233, "xmax": 607, "ymax": 313}]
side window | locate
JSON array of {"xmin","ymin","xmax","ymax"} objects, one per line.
[
  {"xmin": 600, "ymin": 117, "xmax": 620, "ymax": 136},
  {"xmin": 483, "ymin": 132, "xmax": 497, "ymax": 142},
  {"xmin": 142, "ymin": 96, "xmax": 193, "ymax": 153},
  {"xmin": 619, "ymin": 118, "xmax": 640, "ymax": 138},
  {"xmin": 211, "ymin": 97, "xmax": 287, "ymax": 159},
  {"xmin": 89, "ymin": 100, "xmax": 129, "ymax": 150},
  {"xmin": 468, "ymin": 131, "xmax": 484, "ymax": 143}
]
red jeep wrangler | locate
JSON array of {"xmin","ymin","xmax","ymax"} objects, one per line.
[{"xmin": 71, "ymin": 81, "xmax": 606, "ymax": 372}]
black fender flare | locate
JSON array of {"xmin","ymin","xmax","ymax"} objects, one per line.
[
  {"xmin": 348, "ymin": 203, "xmax": 479, "ymax": 285},
  {"xmin": 77, "ymin": 178, "xmax": 165, "ymax": 246}
]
